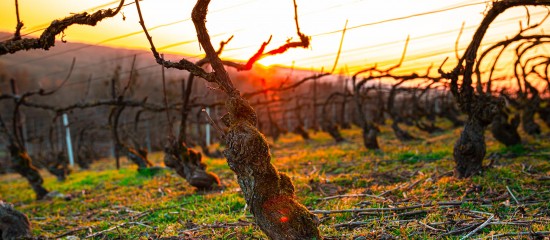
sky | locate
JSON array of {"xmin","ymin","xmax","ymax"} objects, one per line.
[{"xmin": 0, "ymin": 0, "xmax": 548, "ymax": 75}]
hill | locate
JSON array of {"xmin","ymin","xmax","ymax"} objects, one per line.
[{"xmin": 0, "ymin": 31, "xmax": 316, "ymax": 91}]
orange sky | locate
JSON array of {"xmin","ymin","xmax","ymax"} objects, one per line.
[{"xmin": 0, "ymin": 0, "xmax": 548, "ymax": 75}]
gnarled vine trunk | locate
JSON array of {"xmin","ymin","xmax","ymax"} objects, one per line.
[
  {"xmin": 521, "ymin": 100, "xmax": 541, "ymax": 136},
  {"xmin": 415, "ymin": 120, "xmax": 443, "ymax": 133},
  {"xmin": 0, "ymin": 202, "xmax": 32, "ymax": 239},
  {"xmin": 109, "ymin": 105, "xmax": 159, "ymax": 172},
  {"xmin": 538, "ymin": 100, "xmax": 550, "ymax": 128},
  {"xmin": 46, "ymin": 151, "xmax": 71, "ymax": 182},
  {"xmin": 122, "ymin": 145, "xmax": 154, "ymax": 170},
  {"xmin": 391, "ymin": 120, "xmax": 417, "ymax": 142},
  {"xmin": 412, "ymin": 87, "xmax": 443, "ymax": 133},
  {"xmin": 353, "ymin": 81, "xmax": 380, "ymax": 150},
  {"xmin": 8, "ymin": 145, "xmax": 49, "ymax": 200},
  {"xmin": 453, "ymin": 97, "xmax": 502, "ymax": 178},
  {"xmin": 192, "ymin": 2, "xmax": 321, "ymax": 237},
  {"xmin": 164, "ymin": 142, "xmax": 220, "ymax": 190},
  {"xmin": 321, "ymin": 121, "xmax": 345, "ymax": 143},
  {"xmin": 136, "ymin": 0, "xmax": 322, "ymax": 237},
  {"xmin": 440, "ymin": 0, "xmax": 550, "ymax": 177},
  {"xmin": 292, "ymin": 99, "xmax": 310, "ymax": 141},
  {"xmin": 75, "ymin": 128, "xmax": 92, "ymax": 169},
  {"xmin": 339, "ymin": 94, "xmax": 351, "ymax": 129},
  {"xmin": 223, "ymin": 97, "xmax": 320, "ymax": 239},
  {"xmin": 321, "ymin": 92, "xmax": 346, "ymax": 143},
  {"xmin": 387, "ymin": 82, "xmax": 417, "ymax": 142},
  {"xmin": 362, "ymin": 122, "xmax": 380, "ymax": 150},
  {"xmin": 293, "ymin": 124, "xmax": 310, "ymax": 140},
  {"xmin": 454, "ymin": 117, "xmax": 486, "ymax": 178},
  {"xmin": 490, "ymin": 108, "xmax": 521, "ymax": 147}
]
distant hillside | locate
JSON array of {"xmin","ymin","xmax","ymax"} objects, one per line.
[
  {"xmin": 0, "ymin": 32, "xmax": 320, "ymax": 93},
  {"xmin": 0, "ymin": 32, "xmax": 191, "ymax": 82}
]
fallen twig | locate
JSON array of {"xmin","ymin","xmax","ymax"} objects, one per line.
[
  {"xmin": 312, "ymin": 201, "xmax": 461, "ymax": 215},
  {"xmin": 403, "ymin": 177, "xmax": 425, "ymax": 191},
  {"xmin": 54, "ymin": 226, "xmax": 93, "ymax": 239},
  {"xmin": 132, "ymin": 205, "xmax": 190, "ymax": 220},
  {"xmin": 473, "ymin": 231, "xmax": 550, "ymax": 239},
  {"xmin": 416, "ymin": 220, "xmax": 445, "ymax": 232},
  {"xmin": 85, "ymin": 221, "xmax": 152, "ymax": 238},
  {"xmin": 459, "ymin": 214, "xmax": 494, "ymax": 240},
  {"xmin": 442, "ymin": 224, "xmax": 479, "ymax": 236},
  {"xmin": 180, "ymin": 220, "xmax": 255, "ymax": 233},
  {"xmin": 357, "ymin": 209, "xmax": 428, "ymax": 218},
  {"xmin": 332, "ymin": 221, "xmax": 370, "ymax": 229},
  {"xmin": 506, "ymin": 186, "xmax": 520, "ymax": 205},
  {"xmin": 319, "ymin": 193, "xmax": 386, "ymax": 201},
  {"xmin": 378, "ymin": 183, "xmax": 407, "ymax": 197},
  {"xmin": 377, "ymin": 176, "xmax": 426, "ymax": 197},
  {"xmin": 333, "ymin": 219, "xmax": 417, "ymax": 229}
]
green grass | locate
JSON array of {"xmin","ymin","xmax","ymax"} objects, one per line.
[
  {"xmin": 396, "ymin": 150, "xmax": 449, "ymax": 164},
  {"xmin": 0, "ymin": 120, "xmax": 549, "ymax": 239}
]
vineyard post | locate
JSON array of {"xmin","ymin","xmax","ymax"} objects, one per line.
[
  {"xmin": 205, "ymin": 107, "xmax": 211, "ymax": 146},
  {"xmin": 62, "ymin": 113, "xmax": 74, "ymax": 167}
]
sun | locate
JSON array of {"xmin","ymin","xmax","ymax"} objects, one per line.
[{"xmin": 257, "ymin": 57, "xmax": 278, "ymax": 68}]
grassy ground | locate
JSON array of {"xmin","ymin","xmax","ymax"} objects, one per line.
[{"xmin": 0, "ymin": 121, "xmax": 549, "ymax": 239}]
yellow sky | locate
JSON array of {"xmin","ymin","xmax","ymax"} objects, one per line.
[{"xmin": 0, "ymin": 0, "xmax": 547, "ymax": 74}]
